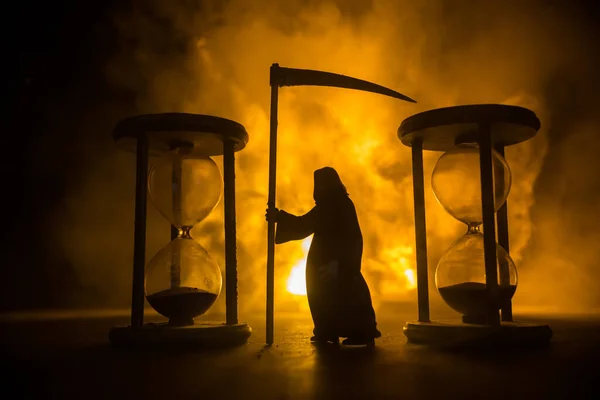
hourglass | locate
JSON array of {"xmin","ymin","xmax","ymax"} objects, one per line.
[
  {"xmin": 398, "ymin": 104, "xmax": 552, "ymax": 347},
  {"xmin": 145, "ymin": 150, "xmax": 223, "ymax": 326},
  {"xmin": 109, "ymin": 113, "xmax": 252, "ymax": 346}
]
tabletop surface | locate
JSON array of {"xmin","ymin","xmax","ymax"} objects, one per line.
[{"xmin": 2, "ymin": 307, "xmax": 598, "ymax": 399}]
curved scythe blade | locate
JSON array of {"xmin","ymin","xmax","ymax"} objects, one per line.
[{"xmin": 272, "ymin": 65, "xmax": 417, "ymax": 103}]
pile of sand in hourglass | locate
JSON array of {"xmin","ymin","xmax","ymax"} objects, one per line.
[
  {"xmin": 438, "ymin": 282, "xmax": 517, "ymax": 316},
  {"xmin": 146, "ymin": 286, "xmax": 219, "ymax": 326}
]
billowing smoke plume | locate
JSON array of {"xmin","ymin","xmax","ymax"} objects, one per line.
[{"xmin": 40, "ymin": 0, "xmax": 599, "ymax": 316}]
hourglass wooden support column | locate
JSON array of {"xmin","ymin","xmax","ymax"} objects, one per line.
[
  {"xmin": 494, "ymin": 144, "xmax": 513, "ymax": 322},
  {"xmin": 223, "ymin": 139, "xmax": 238, "ymax": 325},
  {"xmin": 108, "ymin": 113, "xmax": 252, "ymax": 347},
  {"xmin": 132, "ymin": 133, "xmax": 149, "ymax": 329},
  {"xmin": 478, "ymin": 123, "xmax": 501, "ymax": 326},
  {"xmin": 398, "ymin": 104, "xmax": 553, "ymax": 347},
  {"xmin": 410, "ymin": 138, "xmax": 430, "ymax": 323}
]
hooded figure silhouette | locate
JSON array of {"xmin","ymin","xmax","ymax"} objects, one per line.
[{"xmin": 268, "ymin": 167, "xmax": 381, "ymax": 345}]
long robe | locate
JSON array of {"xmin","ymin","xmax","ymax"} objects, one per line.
[{"xmin": 275, "ymin": 195, "xmax": 380, "ymax": 339}]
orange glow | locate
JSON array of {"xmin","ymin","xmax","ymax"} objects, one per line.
[
  {"xmin": 379, "ymin": 246, "xmax": 418, "ymax": 293},
  {"xmin": 404, "ymin": 268, "xmax": 416, "ymax": 290},
  {"xmin": 284, "ymin": 239, "xmax": 417, "ymax": 296},
  {"xmin": 130, "ymin": 0, "xmax": 551, "ymax": 313},
  {"xmin": 287, "ymin": 237, "xmax": 312, "ymax": 296}
]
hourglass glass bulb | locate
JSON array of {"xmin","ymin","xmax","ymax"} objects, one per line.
[
  {"xmin": 145, "ymin": 236, "xmax": 222, "ymax": 326},
  {"xmin": 435, "ymin": 226, "xmax": 518, "ymax": 319},
  {"xmin": 148, "ymin": 146, "xmax": 223, "ymax": 228},
  {"xmin": 431, "ymin": 144, "xmax": 511, "ymax": 225}
]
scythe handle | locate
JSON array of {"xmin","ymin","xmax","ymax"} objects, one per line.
[{"xmin": 266, "ymin": 64, "xmax": 279, "ymax": 345}]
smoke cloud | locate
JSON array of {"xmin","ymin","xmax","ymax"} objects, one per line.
[{"xmin": 32, "ymin": 0, "xmax": 599, "ymax": 317}]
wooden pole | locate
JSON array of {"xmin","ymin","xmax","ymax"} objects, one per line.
[
  {"xmin": 266, "ymin": 64, "xmax": 279, "ymax": 345},
  {"xmin": 495, "ymin": 144, "xmax": 513, "ymax": 322},
  {"xmin": 131, "ymin": 134, "xmax": 149, "ymax": 328},
  {"xmin": 224, "ymin": 140, "xmax": 239, "ymax": 325},
  {"xmin": 411, "ymin": 138, "xmax": 430, "ymax": 323},
  {"xmin": 478, "ymin": 124, "xmax": 501, "ymax": 326},
  {"xmin": 170, "ymin": 155, "xmax": 182, "ymax": 288}
]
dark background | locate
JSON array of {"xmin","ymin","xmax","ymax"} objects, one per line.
[{"xmin": 2, "ymin": 0, "xmax": 600, "ymax": 311}]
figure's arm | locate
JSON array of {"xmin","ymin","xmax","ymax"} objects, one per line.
[{"xmin": 274, "ymin": 207, "xmax": 317, "ymax": 244}]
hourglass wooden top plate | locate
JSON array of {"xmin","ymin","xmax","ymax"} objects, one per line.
[
  {"xmin": 113, "ymin": 113, "xmax": 249, "ymax": 157},
  {"xmin": 398, "ymin": 104, "xmax": 541, "ymax": 152}
]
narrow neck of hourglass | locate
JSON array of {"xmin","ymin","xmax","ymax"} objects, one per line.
[
  {"xmin": 466, "ymin": 223, "xmax": 481, "ymax": 234},
  {"xmin": 177, "ymin": 226, "xmax": 194, "ymax": 239}
]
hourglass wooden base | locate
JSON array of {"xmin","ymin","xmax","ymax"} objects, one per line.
[
  {"xmin": 109, "ymin": 322, "xmax": 252, "ymax": 348},
  {"xmin": 403, "ymin": 321, "xmax": 552, "ymax": 348}
]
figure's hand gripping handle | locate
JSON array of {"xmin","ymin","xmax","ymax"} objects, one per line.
[{"xmin": 265, "ymin": 207, "xmax": 281, "ymax": 223}]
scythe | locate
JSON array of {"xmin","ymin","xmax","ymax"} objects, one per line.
[{"xmin": 266, "ymin": 63, "xmax": 416, "ymax": 345}]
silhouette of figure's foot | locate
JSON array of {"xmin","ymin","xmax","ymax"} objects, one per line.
[
  {"xmin": 310, "ymin": 336, "xmax": 339, "ymax": 344},
  {"xmin": 342, "ymin": 337, "xmax": 375, "ymax": 346}
]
